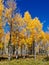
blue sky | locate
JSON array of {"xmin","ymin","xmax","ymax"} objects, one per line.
[
  {"xmin": 17, "ymin": 0, "xmax": 49, "ymax": 32},
  {"xmin": 4, "ymin": 0, "xmax": 49, "ymax": 33}
]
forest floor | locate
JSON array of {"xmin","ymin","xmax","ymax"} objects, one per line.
[{"xmin": 0, "ymin": 55, "xmax": 49, "ymax": 65}]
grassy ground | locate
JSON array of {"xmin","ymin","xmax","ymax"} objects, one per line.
[{"xmin": 0, "ymin": 56, "xmax": 49, "ymax": 65}]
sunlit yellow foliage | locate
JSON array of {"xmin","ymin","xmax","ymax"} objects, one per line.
[
  {"xmin": 26, "ymin": 37, "xmax": 32, "ymax": 45},
  {"xmin": 0, "ymin": 0, "xmax": 2, "ymax": 3},
  {"xmin": 11, "ymin": 32, "xmax": 17, "ymax": 45},
  {"xmin": 0, "ymin": 0, "xmax": 4, "ymax": 16},
  {"xmin": 0, "ymin": 42, "xmax": 3, "ymax": 49},
  {"xmin": 20, "ymin": 39, "xmax": 25, "ymax": 44},
  {"xmin": 45, "ymin": 33, "xmax": 49, "ymax": 41},
  {"xmin": 13, "ymin": 14, "xmax": 24, "ymax": 26},
  {"xmin": 5, "ymin": 32, "xmax": 10, "ymax": 44},
  {"xmin": 31, "ymin": 18, "xmax": 42, "ymax": 31},
  {"xmin": 3, "ymin": 8, "xmax": 49, "ymax": 49},
  {"xmin": 24, "ymin": 11, "xmax": 31, "ymax": 22},
  {"xmin": 5, "ymin": 8, "xmax": 12, "ymax": 18},
  {"xmin": 0, "ymin": 27, "xmax": 4, "ymax": 39},
  {"xmin": 12, "ymin": 11, "xmax": 43, "ymax": 46},
  {"xmin": 39, "ymin": 31, "xmax": 45, "ymax": 39},
  {"xmin": 0, "ymin": 0, "xmax": 49, "ymax": 56},
  {"xmin": 0, "ymin": 25, "xmax": 4, "ymax": 49},
  {"xmin": 0, "ymin": 0, "xmax": 4, "ymax": 49}
]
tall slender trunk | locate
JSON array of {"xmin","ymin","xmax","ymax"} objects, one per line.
[
  {"xmin": 32, "ymin": 41, "xmax": 36, "ymax": 59},
  {"xmin": 22, "ymin": 44, "xmax": 26, "ymax": 58},
  {"xmin": 8, "ymin": 21, "xmax": 12, "ymax": 60},
  {"xmin": 15, "ymin": 44, "xmax": 18, "ymax": 59}
]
